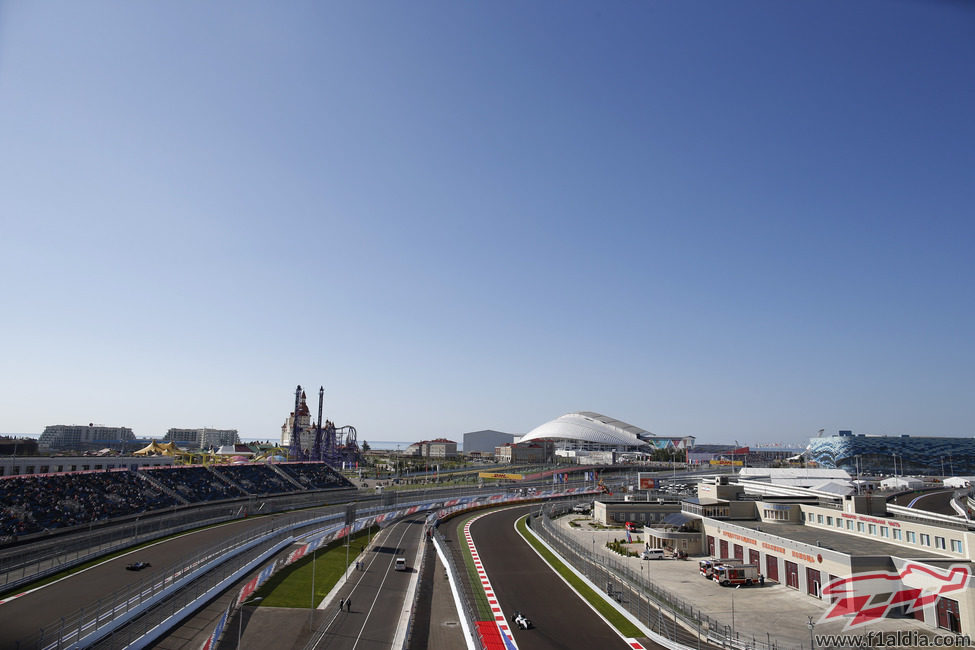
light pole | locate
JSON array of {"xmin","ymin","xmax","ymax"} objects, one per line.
[
  {"xmin": 807, "ymin": 615, "xmax": 816, "ymax": 649},
  {"xmin": 731, "ymin": 584, "xmax": 740, "ymax": 639},
  {"xmin": 238, "ymin": 596, "xmax": 262, "ymax": 648}
]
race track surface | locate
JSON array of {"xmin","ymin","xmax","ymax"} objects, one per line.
[{"xmin": 455, "ymin": 506, "xmax": 645, "ymax": 650}]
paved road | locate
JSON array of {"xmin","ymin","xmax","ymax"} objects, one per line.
[
  {"xmin": 299, "ymin": 516, "xmax": 427, "ymax": 650},
  {"xmin": 457, "ymin": 506, "xmax": 656, "ymax": 650},
  {"xmin": 0, "ymin": 507, "xmax": 340, "ymax": 650},
  {"xmin": 889, "ymin": 489, "xmax": 956, "ymax": 515},
  {"xmin": 906, "ymin": 489, "xmax": 957, "ymax": 515}
]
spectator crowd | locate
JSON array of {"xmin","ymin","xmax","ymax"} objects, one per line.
[{"xmin": 0, "ymin": 462, "xmax": 353, "ymax": 541}]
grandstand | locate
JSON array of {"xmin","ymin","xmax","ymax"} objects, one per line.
[{"xmin": 0, "ymin": 462, "xmax": 353, "ymax": 542}]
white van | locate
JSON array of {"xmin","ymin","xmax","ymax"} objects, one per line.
[
  {"xmin": 641, "ymin": 548, "xmax": 665, "ymax": 560},
  {"xmin": 395, "ymin": 557, "xmax": 407, "ymax": 571}
]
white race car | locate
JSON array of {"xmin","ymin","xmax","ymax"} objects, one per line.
[{"xmin": 510, "ymin": 610, "xmax": 532, "ymax": 630}]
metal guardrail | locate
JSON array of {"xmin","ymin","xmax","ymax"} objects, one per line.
[
  {"xmin": 532, "ymin": 503, "xmax": 796, "ymax": 650},
  {"xmin": 9, "ymin": 480, "xmax": 607, "ymax": 650},
  {"xmin": 433, "ymin": 530, "xmax": 486, "ymax": 650},
  {"xmin": 17, "ymin": 495, "xmax": 451, "ymax": 650},
  {"xmin": 399, "ymin": 528, "xmax": 431, "ymax": 650},
  {"xmin": 0, "ymin": 490, "xmax": 359, "ymax": 592},
  {"xmin": 19, "ymin": 520, "xmax": 291, "ymax": 650}
]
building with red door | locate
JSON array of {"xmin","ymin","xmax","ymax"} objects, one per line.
[{"xmin": 650, "ymin": 475, "xmax": 975, "ymax": 636}]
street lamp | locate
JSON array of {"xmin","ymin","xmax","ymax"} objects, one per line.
[
  {"xmin": 731, "ymin": 584, "xmax": 741, "ymax": 639},
  {"xmin": 238, "ymin": 596, "xmax": 263, "ymax": 648},
  {"xmin": 807, "ymin": 615, "xmax": 816, "ymax": 649}
]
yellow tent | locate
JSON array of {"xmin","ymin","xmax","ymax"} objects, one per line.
[{"xmin": 133, "ymin": 441, "xmax": 170, "ymax": 456}]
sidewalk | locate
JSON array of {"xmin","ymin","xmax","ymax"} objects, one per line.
[
  {"xmin": 427, "ymin": 550, "xmax": 468, "ymax": 649},
  {"xmin": 553, "ymin": 514, "xmax": 941, "ymax": 648}
]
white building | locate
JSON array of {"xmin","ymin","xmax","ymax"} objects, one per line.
[
  {"xmin": 519, "ymin": 412, "xmax": 693, "ymax": 460},
  {"xmin": 164, "ymin": 427, "xmax": 239, "ymax": 450},
  {"xmin": 880, "ymin": 476, "xmax": 924, "ymax": 490},
  {"xmin": 38, "ymin": 424, "xmax": 136, "ymax": 452}
]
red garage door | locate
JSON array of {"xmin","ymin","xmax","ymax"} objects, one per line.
[
  {"xmin": 937, "ymin": 598, "xmax": 961, "ymax": 633},
  {"xmin": 707, "ymin": 536, "xmax": 715, "ymax": 557},
  {"xmin": 806, "ymin": 568, "xmax": 821, "ymax": 597},
  {"xmin": 749, "ymin": 549, "xmax": 760, "ymax": 566},
  {"xmin": 766, "ymin": 555, "xmax": 779, "ymax": 582},
  {"xmin": 720, "ymin": 540, "xmax": 728, "ymax": 558},
  {"xmin": 785, "ymin": 561, "xmax": 799, "ymax": 590},
  {"xmin": 733, "ymin": 544, "xmax": 743, "ymax": 561}
]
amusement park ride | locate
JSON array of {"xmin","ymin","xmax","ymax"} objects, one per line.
[{"xmin": 288, "ymin": 384, "xmax": 362, "ymax": 465}]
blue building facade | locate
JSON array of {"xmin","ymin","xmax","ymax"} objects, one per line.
[{"xmin": 807, "ymin": 430, "xmax": 975, "ymax": 476}]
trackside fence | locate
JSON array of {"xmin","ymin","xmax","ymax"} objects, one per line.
[{"xmin": 433, "ymin": 530, "xmax": 487, "ymax": 650}]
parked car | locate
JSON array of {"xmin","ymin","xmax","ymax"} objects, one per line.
[
  {"xmin": 572, "ymin": 503, "xmax": 591, "ymax": 513},
  {"xmin": 642, "ymin": 548, "xmax": 665, "ymax": 560}
]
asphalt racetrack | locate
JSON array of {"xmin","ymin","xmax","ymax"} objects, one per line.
[
  {"xmin": 0, "ymin": 511, "xmax": 319, "ymax": 650},
  {"xmin": 454, "ymin": 506, "xmax": 658, "ymax": 650}
]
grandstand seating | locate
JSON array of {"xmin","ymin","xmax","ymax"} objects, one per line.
[{"xmin": 0, "ymin": 462, "xmax": 354, "ymax": 540}]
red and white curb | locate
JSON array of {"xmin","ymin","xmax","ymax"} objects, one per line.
[{"xmin": 464, "ymin": 514, "xmax": 519, "ymax": 650}]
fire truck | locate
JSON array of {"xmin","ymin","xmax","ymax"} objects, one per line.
[
  {"xmin": 699, "ymin": 558, "xmax": 743, "ymax": 579},
  {"xmin": 712, "ymin": 564, "xmax": 760, "ymax": 586}
]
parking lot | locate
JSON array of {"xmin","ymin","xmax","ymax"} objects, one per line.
[{"xmin": 554, "ymin": 512, "xmax": 941, "ymax": 647}]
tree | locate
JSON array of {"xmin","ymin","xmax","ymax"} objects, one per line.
[{"xmin": 361, "ymin": 440, "xmax": 371, "ymax": 451}]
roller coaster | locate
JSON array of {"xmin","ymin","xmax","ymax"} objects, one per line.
[{"xmin": 289, "ymin": 384, "xmax": 363, "ymax": 466}]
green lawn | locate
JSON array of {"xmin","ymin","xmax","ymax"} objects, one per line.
[
  {"xmin": 516, "ymin": 515, "xmax": 643, "ymax": 638},
  {"xmin": 456, "ymin": 515, "xmax": 494, "ymax": 620},
  {"xmin": 252, "ymin": 529, "xmax": 372, "ymax": 608}
]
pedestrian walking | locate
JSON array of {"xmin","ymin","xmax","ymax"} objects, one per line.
[
  {"xmin": 339, "ymin": 598, "xmax": 345, "ymax": 612},
  {"xmin": 346, "ymin": 598, "xmax": 352, "ymax": 612}
]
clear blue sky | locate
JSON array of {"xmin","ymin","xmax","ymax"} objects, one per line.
[{"xmin": 1, "ymin": 1, "xmax": 972, "ymax": 445}]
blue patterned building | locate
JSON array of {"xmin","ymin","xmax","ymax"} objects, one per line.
[{"xmin": 807, "ymin": 430, "xmax": 975, "ymax": 476}]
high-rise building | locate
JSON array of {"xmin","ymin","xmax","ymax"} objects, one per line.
[
  {"xmin": 163, "ymin": 427, "xmax": 239, "ymax": 450},
  {"xmin": 38, "ymin": 424, "xmax": 136, "ymax": 452}
]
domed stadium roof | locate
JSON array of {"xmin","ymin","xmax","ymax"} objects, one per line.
[{"xmin": 519, "ymin": 412, "xmax": 653, "ymax": 448}]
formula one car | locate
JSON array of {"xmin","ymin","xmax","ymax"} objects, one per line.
[
  {"xmin": 510, "ymin": 610, "xmax": 532, "ymax": 630},
  {"xmin": 125, "ymin": 561, "xmax": 151, "ymax": 571}
]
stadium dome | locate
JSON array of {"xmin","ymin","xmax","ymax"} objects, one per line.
[{"xmin": 518, "ymin": 412, "xmax": 653, "ymax": 451}]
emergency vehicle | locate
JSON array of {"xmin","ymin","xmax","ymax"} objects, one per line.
[
  {"xmin": 698, "ymin": 558, "xmax": 742, "ymax": 579},
  {"xmin": 712, "ymin": 564, "xmax": 760, "ymax": 586}
]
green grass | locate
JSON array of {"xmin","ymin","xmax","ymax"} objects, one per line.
[
  {"xmin": 456, "ymin": 515, "xmax": 494, "ymax": 620},
  {"xmin": 252, "ymin": 529, "xmax": 372, "ymax": 608},
  {"xmin": 516, "ymin": 515, "xmax": 643, "ymax": 638}
]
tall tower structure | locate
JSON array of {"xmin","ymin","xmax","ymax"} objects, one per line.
[
  {"xmin": 287, "ymin": 385, "xmax": 311, "ymax": 461},
  {"xmin": 312, "ymin": 386, "xmax": 325, "ymax": 461}
]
